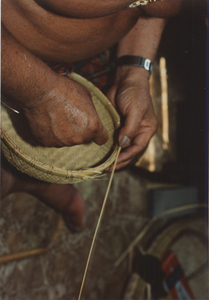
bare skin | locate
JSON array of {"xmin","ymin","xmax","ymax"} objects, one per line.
[
  {"xmin": 1, "ymin": 0, "xmax": 183, "ymax": 230},
  {"xmin": 1, "ymin": 159, "xmax": 84, "ymax": 232}
]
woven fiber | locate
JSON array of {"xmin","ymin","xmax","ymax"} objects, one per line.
[{"xmin": 1, "ymin": 73, "xmax": 120, "ymax": 184}]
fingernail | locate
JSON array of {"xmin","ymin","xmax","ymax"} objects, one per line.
[{"xmin": 119, "ymin": 135, "xmax": 131, "ymax": 148}]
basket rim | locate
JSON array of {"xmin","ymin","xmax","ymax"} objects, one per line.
[
  {"xmin": 1, "ymin": 127, "xmax": 119, "ymax": 178},
  {"xmin": 69, "ymin": 73, "xmax": 120, "ymax": 129},
  {"xmin": 1, "ymin": 72, "xmax": 120, "ymax": 179}
]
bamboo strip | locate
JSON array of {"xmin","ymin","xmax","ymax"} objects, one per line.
[
  {"xmin": 78, "ymin": 147, "xmax": 121, "ymax": 300},
  {"xmin": 0, "ymin": 248, "xmax": 48, "ymax": 264}
]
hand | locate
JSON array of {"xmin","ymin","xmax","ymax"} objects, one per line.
[
  {"xmin": 107, "ymin": 67, "xmax": 157, "ymax": 170},
  {"xmin": 22, "ymin": 75, "xmax": 108, "ymax": 147}
]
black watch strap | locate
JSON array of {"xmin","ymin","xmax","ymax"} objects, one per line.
[{"xmin": 117, "ymin": 55, "xmax": 153, "ymax": 73}]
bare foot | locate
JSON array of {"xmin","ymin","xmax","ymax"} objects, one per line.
[{"xmin": 1, "ymin": 156, "xmax": 85, "ymax": 232}]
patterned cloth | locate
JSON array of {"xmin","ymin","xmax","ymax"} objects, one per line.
[{"xmin": 47, "ymin": 49, "xmax": 116, "ymax": 91}]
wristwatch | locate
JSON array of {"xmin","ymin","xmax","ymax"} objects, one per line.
[{"xmin": 117, "ymin": 55, "xmax": 153, "ymax": 73}]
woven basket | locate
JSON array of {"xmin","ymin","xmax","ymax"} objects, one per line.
[{"xmin": 1, "ymin": 73, "xmax": 120, "ymax": 184}]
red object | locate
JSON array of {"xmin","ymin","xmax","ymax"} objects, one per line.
[
  {"xmin": 47, "ymin": 49, "xmax": 113, "ymax": 90},
  {"xmin": 162, "ymin": 250, "xmax": 196, "ymax": 299}
]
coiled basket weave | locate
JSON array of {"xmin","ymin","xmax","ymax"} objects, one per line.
[{"xmin": 1, "ymin": 73, "xmax": 120, "ymax": 184}]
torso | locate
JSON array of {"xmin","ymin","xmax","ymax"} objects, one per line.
[{"xmin": 2, "ymin": 0, "xmax": 142, "ymax": 62}]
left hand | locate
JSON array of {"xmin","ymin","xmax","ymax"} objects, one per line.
[{"xmin": 106, "ymin": 67, "xmax": 157, "ymax": 170}]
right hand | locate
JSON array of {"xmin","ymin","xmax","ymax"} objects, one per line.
[{"xmin": 22, "ymin": 75, "xmax": 108, "ymax": 147}]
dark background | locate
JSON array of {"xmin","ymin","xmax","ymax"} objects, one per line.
[{"xmin": 156, "ymin": 0, "xmax": 208, "ymax": 203}]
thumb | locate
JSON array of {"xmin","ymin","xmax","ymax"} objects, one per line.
[{"xmin": 118, "ymin": 107, "xmax": 143, "ymax": 148}]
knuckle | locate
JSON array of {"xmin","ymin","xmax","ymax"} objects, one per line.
[
  {"xmin": 70, "ymin": 135, "xmax": 85, "ymax": 145},
  {"xmin": 152, "ymin": 116, "xmax": 158, "ymax": 133},
  {"xmin": 88, "ymin": 117, "xmax": 100, "ymax": 133}
]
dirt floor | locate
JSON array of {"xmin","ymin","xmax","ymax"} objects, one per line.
[
  {"xmin": 0, "ymin": 169, "xmax": 149, "ymax": 300},
  {"xmin": 0, "ymin": 168, "xmax": 208, "ymax": 300}
]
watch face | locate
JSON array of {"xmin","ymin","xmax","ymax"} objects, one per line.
[{"xmin": 144, "ymin": 59, "xmax": 152, "ymax": 72}]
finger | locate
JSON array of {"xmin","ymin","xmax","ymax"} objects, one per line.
[
  {"xmin": 107, "ymin": 129, "xmax": 152, "ymax": 171},
  {"xmin": 106, "ymin": 85, "xmax": 117, "ymax": 106},
  {"xmin": 118, "ymin": 107, "xmax": 143, "ymax": 148},
  {"xmin": 117, "ymin": 130, "xmax": 153, "ymax": 162},
  {"xmin": 92, "ymin": 122, "xmax": 109, "ymax": 145},
  {"xmin": 117, "ymin": 146, "xmax": 140, "ymax": 163},
  {"xmin": 107, "ymin": 158, "xmax": 132, "ymax": 172},
  {"xmin": 36, "ymin": 135, "xmax": 66, "ymax": 148},
  {"xmin": 115, "ymin": 159, "xmax": 132, "ymax": 170}
]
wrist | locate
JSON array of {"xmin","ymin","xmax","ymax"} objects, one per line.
[
  {"xmin": 117, "ymin": 55, "xmax": 153, "ymax": 74},
  {"xmin": 115, "ymin": 64, "xmax": 151, "ymax": 86},
  {"xmin": 20, "ymin": 72, "xmax": 63, "ymax": 110}
]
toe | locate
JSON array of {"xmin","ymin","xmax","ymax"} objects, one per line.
[{"xmin": 62, "ymin": 190, "xmax": 85, "ymax": 232}]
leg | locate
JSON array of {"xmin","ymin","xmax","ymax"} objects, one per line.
[{"xmin": 1, "ymin": 156, "xmax": 85, "ymax": 232}]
